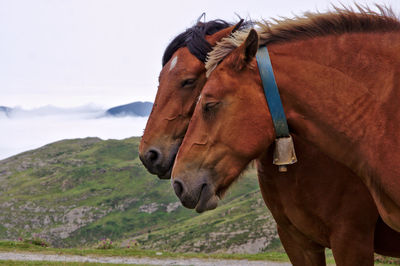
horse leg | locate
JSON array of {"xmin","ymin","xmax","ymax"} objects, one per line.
[
  {"xmin": 277, "ymin": 225, "xmax": 326, "ymax": 266},
  {"xmin": 330, "ymin": 227, "xmax": 374, "ymax": 266}
]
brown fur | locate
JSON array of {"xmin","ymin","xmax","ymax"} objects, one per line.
[
  {"xmin": 176, "ymin": 13, "xmax": 400, "ymax": 236},
  {"xmin": 141, "ymin": 20, "xmax": 400, "ymax": 266}
]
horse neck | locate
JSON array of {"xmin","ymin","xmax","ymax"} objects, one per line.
[{"xmin": 268, "ymin": 31, "xmax": 400, "ymax": 177}]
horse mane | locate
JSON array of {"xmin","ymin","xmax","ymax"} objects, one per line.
[
  {"xmin": 206, "ymin": 5, "xmax": 400, "ymax": 76},
  {"xmin": 161, "ymin": 19, "xmax": 232, "ymax": 66}
]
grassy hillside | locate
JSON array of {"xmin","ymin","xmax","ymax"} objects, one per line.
[{"xmin": 0, "ymin": 137, "xmax": 279, "ymax": 253}]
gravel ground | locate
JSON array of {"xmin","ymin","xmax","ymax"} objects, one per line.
[{"xmin": 0, "ymin": 252, "xmax": 291, "ymax": 265}]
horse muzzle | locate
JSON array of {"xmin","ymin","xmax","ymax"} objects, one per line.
[
  {"xmin": 139, "ymin": 143, "xmax": 179, "ymax": 179},
  {"xmin": 172, "ymin": 173, "xmax": 218, "ymax": 213}
]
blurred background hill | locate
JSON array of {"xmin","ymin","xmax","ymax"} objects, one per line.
[{"xmin": 0, "ymin": 137, "xmax": 280, "ymax": 253}]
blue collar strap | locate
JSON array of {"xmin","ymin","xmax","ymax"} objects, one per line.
[
  {"xmin": 256, "ymin": 46, "xmax": 290, "ymax": 138},
  {"xmin": 256, "ymin": 46, "xmax": 297, "ymax": 172}
]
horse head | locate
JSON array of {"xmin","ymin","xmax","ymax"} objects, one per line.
[
  {"xmin": 139, "ymin": 20, "xmax": 243, "ymax": 179},
  {"xmin": 172, "ymin": 30, "xmax": 276, "ymax": 212}
]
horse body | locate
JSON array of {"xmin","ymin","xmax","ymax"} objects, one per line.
[
  {"xmin": 268, "ymin": 31, "xmax": 400, "ymax": 231},
  {"xmin": 258, "ymin": 136, "xmax": 382, "ymax": 265},
  {"xmin": 172, "ymin": 9, "xmax": 400, "ymax": 232},
  {"xmin": 140, "ymin": 14, "xmax": 400, "ymax": 266}
]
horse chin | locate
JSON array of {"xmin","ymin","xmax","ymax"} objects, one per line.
[
  {"xmin": 157, "ymin": 167, "xmax": 172, "ymax": 179},
  {"xmin": 155, "ymin": 142, "xmax": 180, "ymax": 179},
  {"xmin": 195, "ymin": 195, "xmax": 218, "ymax": 213},
  {"xmin": 157, "ymin": 155, "xmax": 175, "ymax": 179},
  {"xmin": 195, "ymin": 184, "xmax": 219, "ymax": 213}
]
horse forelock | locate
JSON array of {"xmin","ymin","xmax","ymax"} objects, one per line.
[
  {"xmin": 161, "ymin": 19, "xmax": 233, "ymax": 66},
  {"xmin": 205, "ymin": 4, "xmax": 400, "ymax": 77}
]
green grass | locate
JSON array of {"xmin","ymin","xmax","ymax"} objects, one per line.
[
  {"xmin": 0, "ymin": 262, "xmax": 147, "ymax": 266},
  {"xmin": 0, "ymin": 240, "xmax": 288, "ymax": 262},
  {"xmin": 0, "ymin": 241, "xmax": 399, "ymax": 265}
]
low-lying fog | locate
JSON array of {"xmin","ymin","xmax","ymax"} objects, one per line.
[{"xmin": 0, "ymin": 105, "xmax": 148, "ymax": 160}]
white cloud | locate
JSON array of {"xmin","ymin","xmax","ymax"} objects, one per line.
[
  {"xmin": 8, "ymin": 104, "xmax": 104, "ymax": 118},
  {"xmin": 0, "ymin": 106, "xmax": 147, "ymax": 160}
]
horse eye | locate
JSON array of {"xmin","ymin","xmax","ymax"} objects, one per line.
[
  {"xmin": 203, "ymin": 102, "xmax": 220, "ymax": 113},
  {"xmin": 181, "ymin": 78, "xmax": 196, "ymax": 88}
]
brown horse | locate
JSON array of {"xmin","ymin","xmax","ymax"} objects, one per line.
[
  {"xmin": 172, "ymin": 7, "xmax": 400, "ymax": 233},
  {"xmin": 140, "ymin": 16, "xmax": 400, "ymax": 265}
]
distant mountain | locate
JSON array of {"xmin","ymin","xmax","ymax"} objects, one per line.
[
  {"xmin": 0, "ymin": 106, "xmax": 12, "ymax": 117},
  {"xmin": 106, "ymin": 101, "xmax": 153, "ymax": 117}
]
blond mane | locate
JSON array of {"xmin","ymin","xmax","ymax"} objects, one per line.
[{"xmin": 205, "ymin": 5, "xmax": 400, "ymax": 77}]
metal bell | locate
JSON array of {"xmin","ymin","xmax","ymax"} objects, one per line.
[{"xmin": 273, "ymin": 135, "xmax": 297, "ymax": 172}]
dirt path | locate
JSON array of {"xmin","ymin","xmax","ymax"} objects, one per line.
[{"xmin": 0, "ymin": 251, "xmax": 291, "ymax": 265}]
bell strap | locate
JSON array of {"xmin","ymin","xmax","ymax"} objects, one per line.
[{"xmin": 256, "ymin": 46, "xmax": 290, "ymax": 138}]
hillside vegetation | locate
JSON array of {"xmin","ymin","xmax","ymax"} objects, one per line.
[{"xmin": 0, "ymin": 137, "xmax": 279, "ymax": 253}]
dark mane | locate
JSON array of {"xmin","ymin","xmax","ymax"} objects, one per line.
[{"xmin": 162, "ymin": 19, "xmax": 232, "ymax": 66}]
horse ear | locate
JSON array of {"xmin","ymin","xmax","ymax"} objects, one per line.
[
  {"xmin": 229, "ymin": 29, "xmax": 259, "ymax": 70},
  {"xmin": 242, "ymin": 29, "xmax": 258, "ymax": 63},
  {"xmin": 206, "ymin": 19, "xmax": 244, "ymax": 45}
]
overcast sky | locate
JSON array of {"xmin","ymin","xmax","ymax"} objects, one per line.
[{"xmin": 1, "ymin": 0, "xmax": 399, "ymax": 109}]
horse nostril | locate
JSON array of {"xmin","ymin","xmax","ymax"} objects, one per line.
[
  {"xmin": 173, "ymin": 180, "xmax": 184, "ymax": 198},
  {"xmin": 146, "ymin": 148, "xmax": 161, "ymax": 163}
]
